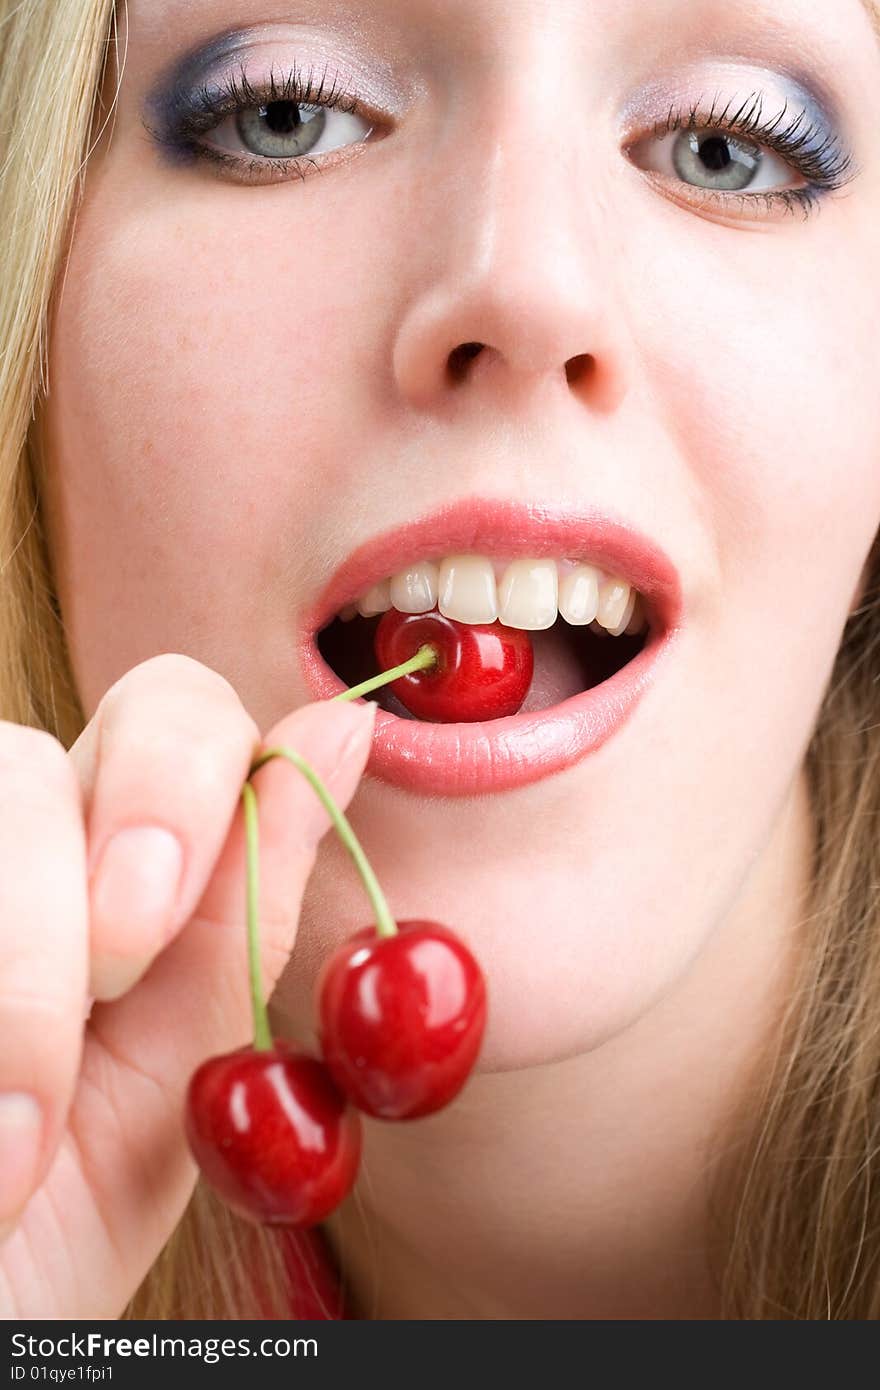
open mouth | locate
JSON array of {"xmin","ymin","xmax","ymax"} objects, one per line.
[
  {"xmin": 316, "ymin": 606, "xmax": 650, "ymax": 720},
  {"xmin": 296, "ymin": 496, "xmax": 683, "ymax": 796}
]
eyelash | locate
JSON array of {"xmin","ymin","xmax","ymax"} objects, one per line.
[
  {"xmin": 148, "ymin": 61, "xmax": 367, "ymax": 181},
  {"xmin": 648, "ymin": 89, "xmax": 856, "ymax": 219},
  {"xmin": 150, "ymin": 65, "xmax": 857, "ymax": 219}
]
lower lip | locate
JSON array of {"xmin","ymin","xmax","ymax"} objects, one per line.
[{"xmin": 300, "ymin": 624, "xmax": 677, "ymax": 797}]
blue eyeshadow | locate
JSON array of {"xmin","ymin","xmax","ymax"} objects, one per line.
[{"xmin": 142, "ymin": 27, "xmax": 260, "ymax": 152}]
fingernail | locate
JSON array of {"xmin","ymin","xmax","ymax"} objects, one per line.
[
  {"xmin": 326, "ymin": 700, "xmax": 377, "ymax": 780},
  {"xmin": 0, "ymin": 1092, "xmax": 42, "ymax": 1222},
  {"xmin": 297, "ymin": 698, "xmax": 375, "ymax": 767},
  {"xmin": 288, "ymin": 701, "xmax": 375, "ymax": 846},
  {"xmin": 91, "ymin": 826, "xmax": 184, "ymax": 948},
  {"xmin": 338, "ymin": 699, "xmax": 377, "ymax": 750}
]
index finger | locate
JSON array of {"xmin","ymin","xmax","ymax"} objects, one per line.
[{"xmin": 69, "ymin": 653, "xmax": 263, "ymax": 1000}]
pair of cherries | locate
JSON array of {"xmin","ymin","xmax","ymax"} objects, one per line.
[{"xmin": 184, "ymin": 608, "xmax": 531, "ymax": 1226}]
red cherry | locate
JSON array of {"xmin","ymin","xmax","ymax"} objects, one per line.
[
  {"xmin": 374, "ymin": 607, "xmax": 533, "ymax": 722},
  {"xmin": 316, "ymin": 920, "xmax": 487, "ymax": 1120},
  {"xmin": 184, "ymin": 1041, "xmax": 361, "ymax": 1225}
]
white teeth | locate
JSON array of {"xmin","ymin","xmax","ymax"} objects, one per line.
[
  {"xmin": 438, "ymin": 555, "xmax": 498, "ymax": 624},
  {"xmin": 604, "ymin": 587, "xmax": 636, "ymax": 637},
  {"xmin": 557, "ymin": 564, "xmax": 601, "ymax": 625},
  {"xmin": 356, "ymin": 578, "xmax": 392, "ymax": 617},
  {"xmin": 342, "ymin": 553, "xmax": 651, "ymax": 636},
  {"xmin": 390, "ymin": 560, "xmax": 440, "ymax": 614},
  {"xmin": 596, "ymin": 577, "xmax": 632, "ymax": 632},
  {"xmin": 497, "ymin": 559, "xmax": 558, "ymax": 630}
]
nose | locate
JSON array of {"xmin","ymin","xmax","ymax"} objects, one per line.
[{"xmin": 392, "ymin": 102, "xmax": 630, "ymax": 416}]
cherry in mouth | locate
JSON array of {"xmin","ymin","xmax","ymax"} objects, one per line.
[
  {"xmin": 317, "ymin": 607, "xmax": 649, "ymax": 720},
  {"xmin": 375, "ymin": 608, "xmax": 533, "ymax": 721}
]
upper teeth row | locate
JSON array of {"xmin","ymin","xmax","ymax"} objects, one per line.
[{"xmin": 337, "ymin": 555, "xmax": 649, "ymax": 636}]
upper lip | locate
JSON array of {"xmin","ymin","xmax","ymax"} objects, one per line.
[{"xmin": 302, "ymin": 494, "xmax": 684, "ymax": 640}]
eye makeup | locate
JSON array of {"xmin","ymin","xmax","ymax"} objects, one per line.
[
  {"xmin": 620, "ymin": 62, "xmax": 851, "ymax": 159},
  {"xmin": 144, "ymin": 59, "xmax": 367, "ymax": 171},
  {"xmin": 142, "ymin": 22, "xmax": 407, "ymax": 162},
  {"xmin": 621, "ymin": 63, "xmax": 858, "ymax": 218},
  {"xmin": 638, "ymin": 92, "xmax": 855, "ymax": 218},
  {"xmin": 140, "ymin": 23, "xmax": 861, "ymax": 219}
]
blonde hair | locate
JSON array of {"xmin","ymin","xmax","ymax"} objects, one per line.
[{"xmin": 2, "ymin": 0, "xmax": 879, "ymax": 1319}]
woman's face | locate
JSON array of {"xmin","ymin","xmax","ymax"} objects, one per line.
[{"xmin": 42, "ymin": 0, "xmax": 880, "ymax": 1071}]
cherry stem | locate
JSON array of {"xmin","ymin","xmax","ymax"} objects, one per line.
[
  {"xmin": 329, "ymin": 642, "xmax": 437, "ymax": 703},
  {"xmin": 237, "ymin": 643, "xmax": 439, "ymax": 1048},
  {"xmin": 246, "ymin": 744, "xmax": 397, "ymax": 952},
  {"xmin": 240, "ymin": 780, "xmax": 273, "ymax": 1052}
]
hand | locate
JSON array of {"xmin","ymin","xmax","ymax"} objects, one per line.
[{"xmin": 0, "ymin": 654, "xmax": 375, "ymax": 1317}]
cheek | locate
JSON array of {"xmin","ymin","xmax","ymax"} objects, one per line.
[
  {"xmin": 628, "ymin": 210, "xmax": 880, "ymax": 829},
  {"xmin": 40, "ymin": 177, "xmax": 384, "ymax": 711},
  {"xmin": 626, "ymin": 208, "xmax": 880, "ymax": 591},
  {"xmin": 48, "ymin": 196, "xmax": 364, "ymax": 479}
]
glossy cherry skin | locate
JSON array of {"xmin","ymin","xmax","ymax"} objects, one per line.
[
  {"xmin": 184, "ymin": 1042, "xmax": 362, "ymax": 1226},
  {"xmin": 316, "ymin": 920, "xmax": 487, "ymax": 1120},
  {"xmin": 374, "ymin": 608, "xmax": 533, "ymax": 722}
]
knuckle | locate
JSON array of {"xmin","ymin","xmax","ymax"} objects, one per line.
[
  {"xmin": 98, "ymin": 655, "xmax": 259, "ymax": 759},
  {"xmin": 103, "ymin": 652, "xmax": 242, "ymax": 710},
  {"xmin": 178, "ymin": 738, "xmax": 242, "ymax": 804},
  {"xmin": 1, "ymin": 986, "xmax": 73, "ymax": 1034},
  {"xmin": 128, "ymin": 727, "xmax": 236, "ymax": 807}
]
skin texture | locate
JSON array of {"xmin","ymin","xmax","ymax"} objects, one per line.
[{"xmin": 41, "ymin": 0, "xmax": 880, "ymax": 1317}]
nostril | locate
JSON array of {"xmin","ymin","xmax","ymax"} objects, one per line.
[
  {"xmin": 447, "ymin": 341, "xmax": 485, "ymax": 383},
  {"xmin": 565, "ymin": 353, "xmax": 595, "ymax": 387}
]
